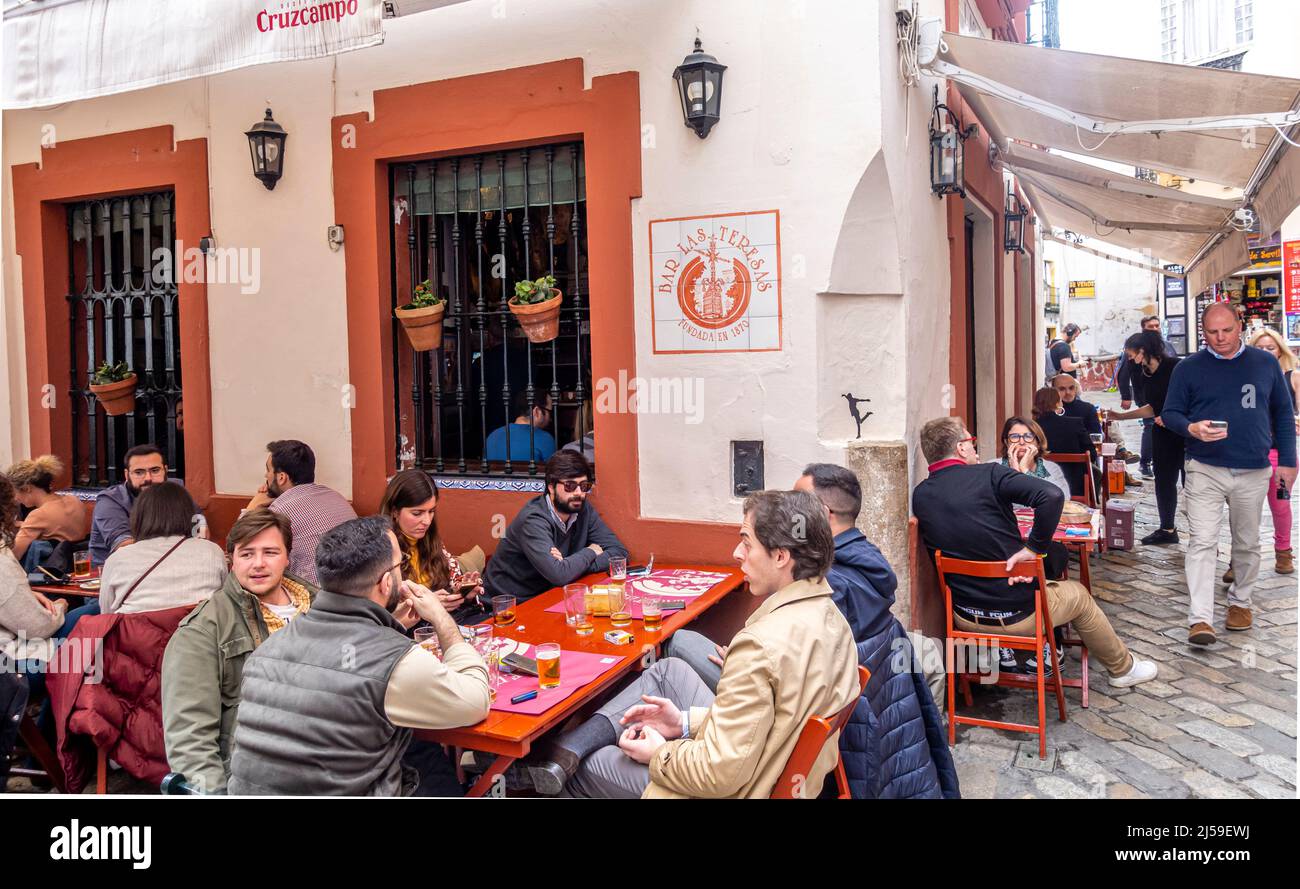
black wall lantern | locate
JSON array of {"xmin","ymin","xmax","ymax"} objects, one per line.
[
  {"xmin": 245, "ymin": 108, "xmax": 287, "ymax": 190},
  {"xmin": 1004, "ymin": 184, "xmax": 1027, "ymax": 253},
  {"xmin": 929, "ymin": 86, "xmax": 974, "ymax": 197},
  {"xmin": 673, "ymin": 37, "xmax": 726, "ymax": 139}
]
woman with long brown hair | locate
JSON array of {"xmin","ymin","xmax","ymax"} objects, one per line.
[{"xmin": 379, "ymin": 470, "xmax": 484, "ymax": 618}]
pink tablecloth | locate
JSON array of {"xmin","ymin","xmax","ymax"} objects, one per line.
[{"xmin": 490, "ymin": 649, "xmax": 626, "ymax": 715}]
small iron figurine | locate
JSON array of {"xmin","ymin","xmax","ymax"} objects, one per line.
[{"xmin": 843, "ymin": 393, "xmax": 873, "ymax": 439}]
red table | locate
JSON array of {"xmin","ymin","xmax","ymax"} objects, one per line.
[
  {"xmin": 1016, "ymin": 508, "xmax": 1101, "ymax": 592},
  {"xmin": 32, "ymin": 569, "xmax": 101, "ymax": 600},
  {"xmin": 416, "ymin": 563, "xmax": 745, "ymax": 797}
]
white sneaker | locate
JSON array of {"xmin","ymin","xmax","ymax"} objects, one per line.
[{"xmin": 1108, "ymin": 658, "xmax": 1158, "ymax": 688}]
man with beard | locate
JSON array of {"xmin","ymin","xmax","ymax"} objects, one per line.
[
  {"xmin": 245, "ymin": 439, "xmax": 355, "ymax": 584},
  {"xmin": 88, "ymin": 444, "xmax": 205, "ymax": 566},
  {"xmin": 227, "ymin": 516, "xmax": 489, "ymax": 795},
  {"xmin": 483, "ymin": 450, "xmax": 628, "ymax": 602}
]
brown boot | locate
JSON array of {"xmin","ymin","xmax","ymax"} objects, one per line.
[
  {"xmin": 1225, "ymin": 606, "xmax": 1253, "ymax": 631},
  {"xmin": 1188, "ymin": 622, "xmax": 1217, "ymax": 646},
  {"xmin": 1277, "ymin": 549, "xmax": 1295, "ymax": 575},
  {"xmin": 1222, "ymin": 566, "xmax": 1234, "ymax": 584}
]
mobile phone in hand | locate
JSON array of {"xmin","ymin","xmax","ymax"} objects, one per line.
[{"xmin": 1209, "ymin": 420, "xmax": 1228, "ymax": 429}]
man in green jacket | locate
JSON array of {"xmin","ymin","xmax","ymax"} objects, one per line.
[{"xmin": 161, "ymin": 508, "xmax": 316, "ymax": 794}]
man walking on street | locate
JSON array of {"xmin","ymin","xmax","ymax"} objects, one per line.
[{"xmin": 1161, "ymin": 303, "xmax": 1298, "ymax": 646}]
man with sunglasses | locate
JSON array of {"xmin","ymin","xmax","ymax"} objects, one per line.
[
  {"xmin": 228, "ymin": 515, "xmax": 489, "ymax": 796},
  {"xmin": 483, "ymin": 450, "xmax": 628, "ymax": 602},
  {"xmin": 88, "ymin": 443, "xmax": 206, "ymax": 567}
]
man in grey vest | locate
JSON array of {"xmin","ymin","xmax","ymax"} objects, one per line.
[{"xmin": 228, "ymin": 515, "xmax": 490, "ymax": 796}]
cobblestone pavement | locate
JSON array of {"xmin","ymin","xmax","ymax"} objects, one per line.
[{"xmin": 952, "ymin": 390, "xmax": 1298, "ymax": 799}]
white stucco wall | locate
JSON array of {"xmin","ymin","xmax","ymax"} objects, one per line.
[
  {"xmin": 1044, "ymin": 236, "xmax": 1158, "ymax": 358},
  {"xmin": 2, "ymin": 0, "xmax": 954, "ymax": 522}
]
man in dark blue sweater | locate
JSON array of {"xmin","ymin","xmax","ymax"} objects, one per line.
[
  {"xmin": 1162, "ymin": 302, "xmax": 1298, "ymax": 645},
  {"xmin": 482, "ymin": 451, "xmax": 628, "ymax": 603}
]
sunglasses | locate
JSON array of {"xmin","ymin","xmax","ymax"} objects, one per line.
[{"xmin": 558, "ymin": 480, "xmax": 593, "ymax": 493}]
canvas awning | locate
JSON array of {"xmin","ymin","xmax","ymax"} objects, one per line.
[
  {"xmin": 1, "ymin": 0, "xmax": 472, "ymax": 109},
  {"xmin": 923, "ymin": 30, "xmax": 1300, "ymax": 283}
]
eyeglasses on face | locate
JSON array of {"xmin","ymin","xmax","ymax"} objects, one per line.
[
  {"xmin": 958, "ymin": 435, "xmax": 977, "ymax": 447},
  {"xmin": 558, "ymin": 480, "xmax": 593, "ymax": 493},
  {"xmin": 129, "ymin": 466, "xmax": 166, "ymax": 479},
  {"xmin": 1005, "ymin": 432, "xmax": 1035, "ymax": 443}
]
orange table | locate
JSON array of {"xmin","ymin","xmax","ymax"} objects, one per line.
[
  {"xmin": 417, "ymin": 563, "xmax": 746, "ymax": 796},
  {"xmin": 1016, "ymin": 509, "xmax": 1101, "ymax": 591},
  {"xmin": 32, "ymin": 570, "xmax": 100, "ymax": 600}
]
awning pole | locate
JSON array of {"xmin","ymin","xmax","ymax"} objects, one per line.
[{"xmin": 1043, "ymin": 233, "xmax": 1186, "ymax": 279}]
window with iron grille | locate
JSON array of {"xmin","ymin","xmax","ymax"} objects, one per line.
[
  {"xmin": 67, "ymin": 193, "xmax": 185, "ymax": 487},
  {"xmin": 389, "ymin": 143, "xmax": 590, "ymax": 480}
]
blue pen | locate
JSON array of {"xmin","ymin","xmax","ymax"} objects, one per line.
[{"xmin": 510, "ymin": 689, "xmax": 539, "ymax": 704}]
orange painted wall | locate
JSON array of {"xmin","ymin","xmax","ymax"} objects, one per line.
[
  {"xmin": 331, "ymin": 60, "xmax": 740, "ymax": 563},
  {"xmin": 11, "ymin": 126, "xmax": 215, "ymax": 507}
]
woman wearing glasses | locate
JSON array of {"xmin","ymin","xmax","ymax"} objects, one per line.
[
  {"xmin": 990, "ymin": 418, "xmax": 1071, "ymax": 499},
  {"xmin": 379, "ymin": 469, "xmax": 486, "ymax": 623}
]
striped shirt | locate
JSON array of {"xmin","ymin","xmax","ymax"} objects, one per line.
[{"xmin": 269, "ymin": 484, "xmax": 357, "ymax": 584}]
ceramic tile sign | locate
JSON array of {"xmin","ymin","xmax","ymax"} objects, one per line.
[{"xmin": 649, "ymin": 210, "xmax": 782, "ymax": 354}]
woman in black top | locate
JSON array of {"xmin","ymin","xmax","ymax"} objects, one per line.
[
  {"xmin": 1105, "ymin": 330, "xmax": 1183, "ymax": 545},
  {"xmin": 1032, "ymin": 387, "xmax": 1097, "ymax": 499}
]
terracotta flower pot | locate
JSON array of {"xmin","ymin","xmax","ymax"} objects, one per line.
[
  {"xmin": 90, "ymin": 373, "xmax": 138, "ymax": 416},
  {"xmin": 509, "ymin": 290, "xmax": 563, "ymax": 343},
  {"xmin": 396, "ymin": 301, "xmax": 447, "ymax": 352}
]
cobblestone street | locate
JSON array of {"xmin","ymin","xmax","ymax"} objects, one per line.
[{"xmin": 952, "ymin": 391, "xmax": 1299, "ymax": 799}]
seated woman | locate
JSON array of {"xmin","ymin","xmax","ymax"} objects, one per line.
[
  {"xmin": 991, "ymin": 416, "xmax": 1071, "ymax": 499},
  {"xmin": 379, "ymin": 469, "xmax": 486, "ymax": 624},
  {"xmin": 1031, "ymin": 386, "xmax": 1097, "ymax": 499},
  {"xmin": 5, "ymin": 455, "xmax": 89, "ymax": 571},
  {"xmin": 99, "ymin": 482, "xmax": 226, "ymax": 615}
]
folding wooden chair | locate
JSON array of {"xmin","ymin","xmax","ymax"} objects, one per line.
[
  {"xmin": 771, "ymin": 665, "xmax": 870, "ymax": 798},
  {"xmin": 1044, "ymin": 451, "xmax": 1097, "ymax": 507},
  {"xmin": 934, "ymin": 552, "xmax": 1084, "ymax": 759}
]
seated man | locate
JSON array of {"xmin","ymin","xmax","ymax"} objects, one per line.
[
  {"xmin": 161, "ymin": 508, "xmax": 316, "ymax": 794},
  {"xmin": 89, "ymin": 443, "xmax": 206, "ymax": 567},
  {"xmin": 666, "ymin": 464, "xmax": 958, "ymax": 799},
  {"xmin": 1053, "ymin": 373, "xmax": 1101, "ymax": 437},
  {"xmin": 527, "ymin": 489, "xmax": 859, "ymax": 798},
  {"xmin": 227, "ymin": 516, "xmax": 490, "ymax": 796},
  {"xmin": 484, "ymin": 390, "xmax": 557, "ymax": 464},
  {"xmin": 911, "ymin": 416, "xmax": 1156, "ymax": 689},
  {"xmin": 483, "ymin": 451, "xmax": 627, "ymax": 603},
  {"xmin": 245, "ymin": 439, "xmax": 356, "ymax": 584}
]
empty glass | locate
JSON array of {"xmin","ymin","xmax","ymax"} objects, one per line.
[
  {"xmin": 492, "ymin": 594, "xmax": 516, "ymax": 626},
  {"xmin": 414, "ymin": 626, "xmax": 441, "ymax": 659},
  {"xmin": 564, "ymin": 583, "xmax": 594, "ymax": 635}
]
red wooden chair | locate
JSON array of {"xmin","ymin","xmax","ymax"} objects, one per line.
[
  {"xmin": 934, "ymin": 552, "xmax": 1084, "ymax": 759},
  {"xmin": 1044, "ymin": 451, "xmax": 1097, "ymax": 507},
  {"xmin": 771, "ymin": 665, "xmax": 870, "ymax": 799}
]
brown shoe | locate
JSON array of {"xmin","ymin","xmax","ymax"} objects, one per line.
[
  {"xmin": 1277, "ymin": 549, "xmax": 1295, "ymax": 575},
  {"xmin": 1226, "ymin": 606, "xmax": 1252, "ymax": 631},
  {"xmin": 1188, "ymin": 623, "xmax": 1217, "ymax": 646},
  {"xmin": 1222, "ymin": 566, "xmax": 1235, "ymax": 584}
]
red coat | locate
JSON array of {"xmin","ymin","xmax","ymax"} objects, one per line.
[{"xmin": 47, "ymin": 604, "xmax": 194, "ymax": 793}]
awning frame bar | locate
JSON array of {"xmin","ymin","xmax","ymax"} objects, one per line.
[{"xmin": 1017, "ymin": 170, "xmax": 1226, "ymax": 234}]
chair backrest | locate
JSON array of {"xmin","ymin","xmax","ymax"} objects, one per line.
[
  {"xmin": 771, "ymin": 665, "xmax": 870, "ymax": 799},
  {"xmin": 909, "ymin": 517, "xmax": 946, "ymax": 640},
  {"xmin": 933, "ymin": 551, "xmax": 1049, "ymax": 636},
  {"xmin": 1043, "ymin": 452, "xmax": 1096, "ymax": 507}
]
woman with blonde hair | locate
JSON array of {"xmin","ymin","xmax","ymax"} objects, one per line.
[
  {"xmin": 1246, "ymin": 327, "xmax": 1299, "ymax": 574},
  {"xmin": 4, "ymin": 454, "xmax": 89, "ymax": 568}
]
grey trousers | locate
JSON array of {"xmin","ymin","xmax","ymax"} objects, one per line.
[
  {"xmin": 1184, "ymin": 459, "xmax": 1272, "ymax": 626},
  {"xmin": 564, "ymin": 657, "xmax": 715, "ymax": 799}
]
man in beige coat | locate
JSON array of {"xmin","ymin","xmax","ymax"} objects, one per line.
[{"xmin": 528, "ymin": 489, "xmax": 859, "ymax": 798}]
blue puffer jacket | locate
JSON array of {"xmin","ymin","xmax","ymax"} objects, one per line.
[{"xmin": 830, "ymin": 529, "xmax": 960, "ymax": 799}]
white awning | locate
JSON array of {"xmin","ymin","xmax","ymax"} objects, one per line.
[
  {"xmin": 1, "ymin": 0, "xmax": 472, "ymax": 109},
  {"xmin": 923, "ymin": 30, "xmax": 1300, "ymax": 285}
]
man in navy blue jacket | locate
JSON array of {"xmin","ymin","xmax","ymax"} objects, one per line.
[
  {"xmin": 1162, "ymin": 302, "xmax": 1297, "ymax": 645},
  {"xmin": 665, "ymin": 463, "xmax": 959, "ymax": 799}
]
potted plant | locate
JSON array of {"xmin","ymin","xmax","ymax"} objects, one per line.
[
  {"xmin": 395, "ymin": 279, "xmax": 446, "ymax": 352},
  {"xmin": 509, "ymin": 274, "xmax": 563, "ymax": 343},
  {"xmin": 89, "ymin": 361, "xmax": 137, "ymax": 416}
]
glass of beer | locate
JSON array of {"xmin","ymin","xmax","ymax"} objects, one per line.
[
  {"xmin": 414, "ymin": 626, "xmax": 441, "ymax": 659},
  {"xmin": 1107, "ymin": 458, "xmax": 1126, "ymax": 495},
  {"xmin": 537, "ymin": 642, "xmax": 561, "ymax": 690},
  {"xmin": 72, "ymin": 550, "xmax": 91, "ymax": 579},
  {"xmin": 491, "ymin": 595, "xmax": 516, "ymax": 627},
  {"xmin": 642, "ymin": 594, "xmax": 663, "ymax": 631},
  {"xmin": 607, "ymin": 582, "xmax": 631, "ymax": 627}
]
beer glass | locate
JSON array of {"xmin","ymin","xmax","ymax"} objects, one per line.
[
  {"xmin": 492, "ymin": 595, "xmax": 516, "ymax": 627},
  {"xmin": 642, "ymin": 594, "xmax": 663, "ymax": 631},
  {"xmin": 72, "ymin": 550, "xmax": 91, "ymax": 579},
  {"xmin": 471, "ymin": 625, "xmax": 499, "ymax": 701},
  {"xmin": 607, "ymin": 582, "xmax": 631, "ymax": 627},
  {"xmin": 537, "ymin": 642, "xmax": 561, "ymax": 690},
  {"xmin": 564, "ymin": 583, "xmax": 594, "ymax": 635},
  {"xmin": 414, "ymin": 626, "xmax": 441, "ymax": 659}
]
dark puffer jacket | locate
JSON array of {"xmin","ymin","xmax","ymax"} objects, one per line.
[{"xmin": 830, "ymin": 529, "xmax": 959, "ymax": 799}]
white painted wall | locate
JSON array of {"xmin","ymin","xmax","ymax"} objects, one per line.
[
  {"xmin": 1043, "ymin": 236, "xmax": 1158, "ymax": 358},
  {"xmin": 2, "ymin": 0, "xmax": 954, "ymax": 523}
]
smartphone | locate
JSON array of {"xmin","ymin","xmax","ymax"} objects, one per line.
[
  {"xmin": 658, "ymin": 599, "xmax": 687, "ymax": 611},
  {"xmin": 1209, "ymin": 420, "xmax": 1228, "ymax": 429},
  {"xmin": 501, "ymin": 653, "xmax": 539, "ymax": 676},
  {"xmin": 627, "ymin": 564, "xmax": 649, "ymax": 577},
  {"xmin": 36, "ymin": 565, "xmax": 67, "ymax": 584}
]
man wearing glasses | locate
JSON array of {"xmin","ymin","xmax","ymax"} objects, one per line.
[
  {"xmin": 88, "ymin": 443, "xmax": 206, "ymax": 566},
  {"xmin": 483, "ymin": 450, "xmax": 628, "ymax": 602}
]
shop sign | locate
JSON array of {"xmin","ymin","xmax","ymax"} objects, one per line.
[
  {"xmin": 1283, "ymin": 240, "xmax": 1300, "ymax": 315},
  {"xmin": 1068, "ymin": 280, "xmax": 1095, "ymax": 299}
]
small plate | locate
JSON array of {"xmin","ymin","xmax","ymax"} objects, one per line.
[{"xmin": 78, "ymin": 580, "xmax": 101, "ymax": 591}]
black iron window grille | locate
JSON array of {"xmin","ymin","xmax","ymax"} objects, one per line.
[
  {"xmin": 67, "ymin": 193, "xmax": 184, "ymax": 487},
  {"xmin": 390, "ymin": 142, "xmax": 591, "ymax": 478}
]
